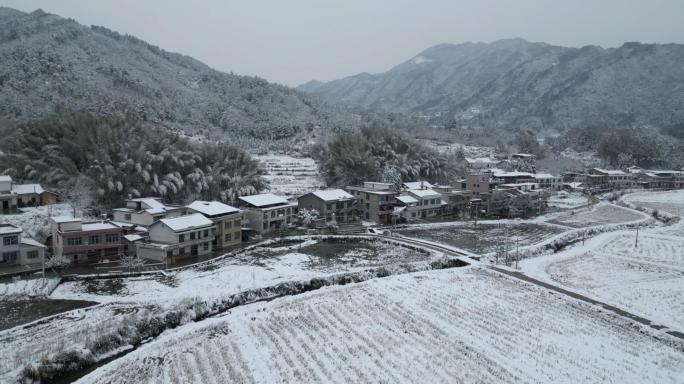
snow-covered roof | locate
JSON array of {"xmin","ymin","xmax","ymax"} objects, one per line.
[
  {"xmin": 403, "ymin": 181, "xmax": 434, "ymax": 190},
  {"xmin": 465, "ymin": 157, "xmax": 496, "ymax": 163},
  {"xmin": 11, "ymin": 183, "xmax": 44, "ymax": 195},
  {"xmin": 310, "ymin": 189, "xmax": 354, "ymax": 202},
  {"xmin": 159, "ymin": 213, "xmax": 213, "ymax": 232},
  {"xmin": 0, "ymin": 224, "xmax": 21, "ymax": 235},
  {"xmin": 21, "ymin": 237, "xmax": 45, "ymax": 248},
  {"xmin": 396, "ymin": 195, "xmax": 418, "ymax": 204},
  {"xmin": 512, "ymin": 153, "xmax": 535, "ymax": 158},
  {"xmin": 239, "ymin": 193, "xmax": 289, "ymax": 208},
  {"xmin": 82, "ymin": 222, "xmax": 119, "ymax": 231},
  {"xmin": 129, "ymin": 197, "xmax": 165, "ymax": 209},
  {"xmin": 407, "ymin": 189, "xmax": 441, "ymax": 199},
  {"xmin": 123, "ymin": 234, "xmax": 144, "ymax": 242},
  {"xmin": 187, "ymin": 201, "xmax": 240, "ymax": 217},
  {"xmin": 593, "ymin": 168, "xmax": 626, "ymax": 175},
  {"xmin": 493, "ymin": 171, "xmax": 535, "ymax": 178},
  {"xmin": 534, "ymin": 173, "xmax": 557, "ymax": 179},
  {"xmin": 0, "ymin": 175, "xmax": 12, "ymax": 182},
  {"xmin": 52, "ymin": 216, "xmax": 81, "ymax": 223}
]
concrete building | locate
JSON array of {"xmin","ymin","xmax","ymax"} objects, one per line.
[
  {"xmin": 112, "ymin": 197, "xmax": 183, "ymax": 227},
  {"xmin": 405, "ymin": 189, "xmax": 445, "ymax": 219},
  {"xmin": 533, "ymin": 173, "xmax": 563, "ymax": 190},
  {"xmin": 136, "ymin": 213, "xmax": 215, "ymax": 262},
  {"xmin": 433, "ymin": 185, "xmax": 472, "ymax": 216},
  {"xmin": 0, "ymin": 176, "xmax": 18, "ymax": 214},
  {"xmin": 0, "ymin": 224, "xmax": 46, "ymax": 266},
  {"xmin": 186, "ymin": 201, "xmax": 242, "ymax": 249},
  {"xmin": 586, "ymin": 168, "xmax": 635, "ymax": 190},
  {"xmin": 298, "ymin": 189, "xmax": 356, "ymax": 224},
  {"xmin": 346, "ymin": 182, "xmax": 399, "ymax": 224},
  {"xmin": 51, "ymin": 217, "xmax": 124, "ymax": 263},
  {"xmin": 238, "ymin": 193, "xmax": 297, "ymax": 235}
]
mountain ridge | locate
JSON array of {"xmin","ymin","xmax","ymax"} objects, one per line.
[{"xmin": 298, "ymin": 38, "xmax": 684, "ymax": 136}]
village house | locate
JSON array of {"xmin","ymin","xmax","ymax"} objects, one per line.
[
  {"xmin": 432, "ymin": 185, "xmax": 472, "ymax": 217},
  {"xmin": 465, "ymin": 157, "xmax": 498, "ymax": 170},
  {"xmin": 112, "ymin": 197, "xmax": 183, "ymax": 226},
  {"xmin": 586, "ymin": 168, "xmax": 635, "ymax": 190},
  {"xmin": 402, "ymin": 181, "xmax": 434, "ymax": 190},
  {"xmin": 405, "ymin": 188, "xmax": 445, "ymax": 219},
  {"xmin": 298, "ymin": 189, "xmax": 356, "ymax": 224},
  {"xmin": 492, "ymin": 171, "xmax": 536, "ymax": 185},
  {"xmin": 186, "ymin": 201, "xmax": 242, "ymax": 249},
  {"xmin": 533, "ymin": 173, "xmax": 563, "ymax": 190},
  {"xmin": 0, "ymin": 224, "xmax": 46, "ymax": 266},
  {"xmin": 0, "ymin": 176, "xmax": 18, "ymax": 214},
  {"xmin": 457, "ymin": 173, "xmax": 496, "ymax": 197},
  {"xmin": 636, "ymin": 170, "xmax": 684, "ymax": 190},
  {"xmin": 500, "ymin": 182, "xmax": 540, "ymax": 192},
  {"xmin": 51, "ymin": 217, "xmax": 124, "ymax": 263},
  {"xmin": 346, "ymin": 182, "xmax": 399, "ymax": 224},
  {"xmin": 238, "ymin": 193, "xmax": 297, "ymax": 235},
  {"xmin": 136, "ymin": 213, "xmax": 214, "ymax": 262}
]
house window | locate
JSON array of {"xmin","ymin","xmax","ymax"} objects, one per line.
[
  {"xmin": 179, "ymin": 247, "xmax": 186, "ymax": 254},
  {"xmin": 263, "ymin": 222, "xmax": 267, "ymax": 230},
  {"xmin": 124, "ymin": 214, "xmax": 132, "ymax": 221},
  {"xmin": 347, "ymin": 201, "xmax": 353, "ymax": 208},
  {"xmin": 179, "ymin": 234, "xmax": 185, "ymax": 242},
  {"xmin": 225, "ymin": 234, "xmax": 231, "ymax": 242},
  {"xmin": 88, "ymin": 235, "xmax": 101, "ymax": 245},
  {"xmin": 234, "ymin": 232, "xmax": 240, "ymax": 241},
  {"xmin": 203, "ymin": 229, "xmax": 209, "ymax": 237},
  {"xmin": 2, "ymin": 251, "xmax": 18, "ymax": 262},
  {"xmin": 27, "ymin": 250, "xmax": 39, "ymax": 259},
  {"xmin": 166, "ymin": 250, "xmax": 173, "ymax": 258},
  {"xmin": 233, "ymin": 219, "xmax": 240, "ymax": 226},
  {"xmin": 271, "ymin": 211, "xmax": 276, "ymax": 218},
  {"xmin": 190, "ymin": 232, "xmax": 196, "ymax": 240},
  {"xmin": 3, "ymin": 236, "xmax": 18, "ymax": 246},
  {"xmin": 224, "ymin": 221, "xmax": 232, "ymax": 229},
  {"xmin": 326, "ymin": 203, "xmax": 332, "ymax": 211},
  {"xmin": 106, "ymin": 233, "xmax": 119, "ymax": 243},
  {"xmin": 203, "ymin": 242, "xmax": 209, "ymax": 251},
  {"xmin": 68, "ymin": 237, "xmax": 82, "ymax": 246}
]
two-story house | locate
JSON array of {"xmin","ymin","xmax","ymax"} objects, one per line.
[
  {"xmin": 0, "ymin": 224, "xmax": 46, "ymax": 266},
  {"xmin": 112, "ymin": 197, "xmax": 183, "ymax": 227},
  {"xmin": 0, "ymin": 175, "xmax": 18, "ymax": 214},
  {"xmin": 534, "ymin": 173, "xmax": 563, "ymax": 190},
  {"xmin": 186, "ymin": 201, "xmax": 242, "ymax": 249},
  {"xmin": 238, "ymin": 193, "xmax": 297, "ymax": 235},
  {"xmin": 406, "ymin": 189, "xmax": 445, "ymax": 219},
  {"xmin": 297, "ymin": 189, "xmax": 356, "ymax": 224},
  {"xmin": 136, "ymin": 213, "xmax": 215, "ymax": 262},
  {"xmin": 51, "ymin": 217, "xmax": 124, "ymax": 263}
]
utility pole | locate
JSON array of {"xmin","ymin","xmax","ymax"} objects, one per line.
[
  {"xmin": 515, "ymin": 236, "xmax": 520, "ymax": 269},
  {"xmin": 635, "ymin": 226, "xmax": 639, "ymax": 248}
]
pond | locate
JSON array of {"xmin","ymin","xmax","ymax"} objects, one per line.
[{"xmin": 0, "ymin": 298, "xmax": 98, "ymax": 331}]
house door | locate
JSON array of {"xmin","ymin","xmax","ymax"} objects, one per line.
[
  {"xmin": 2, "ymin": 201, "xmax": 8, "ymax": 210},
  {"xmin": 191, "ymin": 245, "xmax": 198, "ymax": 256}
]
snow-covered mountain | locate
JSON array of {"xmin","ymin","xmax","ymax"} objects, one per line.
[
  {"xmin": 299, "ymin": 38, "xmax": 684, "ymax": 134},
  {"xmin": 0, "ymin": 7, "xmax": 397, "ymax": 146}
]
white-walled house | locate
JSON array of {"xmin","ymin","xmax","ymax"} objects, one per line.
[
  {"xmin": 238, "ymin": 193, "xmax": 297, "ymax": 235},
  {"xmin": 533, "ymin": 173, "xmax": 562, "ymax": 190},
  {"xmin": 0, "ymin": 175, "xmax": 18, "ymax": 214},
  {"xmin": 136, "ymin": 213, "xmax": 215, "ymax": 262},
  {"xmin": 112, "ymin": 197, "xmax": 183, "ymax": 226},
  {"xmin": 405, "ymin": 189, "xmax": 445, "ymax": 219},
  {"xmin": 0, "ymin": 224, "xmax": 46, "ymax": 266}
]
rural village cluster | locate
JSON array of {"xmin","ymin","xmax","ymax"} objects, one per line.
[{"xmin": 1, "ymin": 153, "xmax": 682, "ymax": 273}]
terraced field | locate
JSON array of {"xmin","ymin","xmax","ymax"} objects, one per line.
[
  {"xmin": 396, "ymin": 223, "xmax": 563, "ymax": 254},
  {"xmin": 78, "ymin": 268, "xmax": 684, "ymax": 384},
  {"xmin": 255, "ymin": 154, "xmax": 324, "ymax": 197}
]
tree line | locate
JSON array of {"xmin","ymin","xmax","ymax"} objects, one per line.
[{"xmin": 0, "ymin": 110, "xmax": 267, "ymax": 210}]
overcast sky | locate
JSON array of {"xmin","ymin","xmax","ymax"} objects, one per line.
[{"xmin": 3, "ymin": 0, "xmax": 684, "ymax": 86}]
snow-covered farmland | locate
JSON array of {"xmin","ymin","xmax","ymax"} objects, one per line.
[
  {"xmin": 255, "ymin": 154, "xmax": 324, "ymax": 197},
  {"xmin": 396, "ymin": 223, "xmax": 563, "ymax": 254},
  {"xmin": 52, "ymin": 237, "xmax": 436, "ymax": 304},
  {"xmin": 77, "ymin": 267, "xmax": 684, "ymax": 384},
  {"xmin": 521, "ymin": 227, "xmax": 684, "ymax": 330},
  {"xmin": 622, "ymin": 189, "xmax": 684, "ymax": 217},
  {"xmin": 548, "ymin": 203, "xmax": 647, "ymax": 228},
  {"xmin": 548, "ymin": 192, "xmax": 588, "ymax": 210}
]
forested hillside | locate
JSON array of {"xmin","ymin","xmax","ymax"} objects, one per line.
[
  {"xmin": 301, "ymin": 39, "xmax": 684, "ymax": 157},
  {"xmin": 0, "ymin": 110, "xmax": 267, "ymax": 210},
  {"xmin": 0, "ymin": 7, "xmax": 414, "ymax": 150}
]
